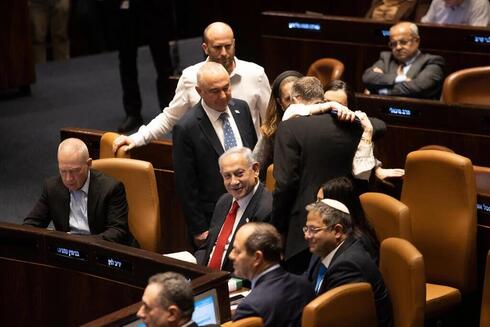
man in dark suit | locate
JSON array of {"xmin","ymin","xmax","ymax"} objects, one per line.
[
  {"xmin": 137, "ymin": 271, "xmax": 218, "ymax": 327},
  {"xmin": 172, "ymin": 62, "xmax": 257, "ymax": 248},
  {"xmin": 230, "ymin": 223, "xmax": 315, "ymax": 327},
  {"xmin": 195, "ymin": 146, "xmax": 272, "ymax": 272},
  {"xmin": 362, "ymin": 21, "xmax": 445, "ymax": 99},
  {"xmin": 272, "ymin": 77, "xmax": 368, "ymax": 274},
  {"xmin": 24, "ymin": 138, "xmax": 133, "ymax": 245},
  {"xmin": 304, "ymin": 200, "xmax": 393, "ymax": 327}
]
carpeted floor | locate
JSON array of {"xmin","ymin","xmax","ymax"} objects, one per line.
[{"xmin": 0, "ymin": 47, "xmax": 165, "ymax": 224}]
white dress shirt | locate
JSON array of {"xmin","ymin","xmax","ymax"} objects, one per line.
[
  {"xmin": 201, "ymin": 101, "xmax": 243, "ymax": 149},
  {"xmin": 68, "ymin": 171, "xmax": 91, "ymax": 235},
  {"xmin": 129, "ymin": 57, "xmax": 270, "ymax": 146}
]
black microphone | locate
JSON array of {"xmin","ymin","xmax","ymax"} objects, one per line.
[{"xmin": 330, "ymin": 109, "xmax": 361, "ymax": 124}]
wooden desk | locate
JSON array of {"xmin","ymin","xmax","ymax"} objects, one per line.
[
  {"xmin": 261, "ymin": 11, "xmax": 490, "ymax": 92},
  {"xmin": 0, "ymin": 222, "xmax": 230, "ymax": 326}
]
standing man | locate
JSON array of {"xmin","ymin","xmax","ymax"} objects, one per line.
[
  {"xmin": 113, "ymin": 22, "xmax": 270, "ymax": 149},
  {"xmin": 116, "ymin": 0, "xmax": 174, "ymax": 133},
  {"xmin": 137, "ymin": 272, "xmax": 218, "ymax": 327},
  {"xmin": 362, "ymin": 22, "xmax": 445, "ymax": 99},
  {"xmin": 195, "ymin": 147, "xmax": 272, "ymax": 272},
  {"xmin": 421, "ymin": 0, "xmax": 490, "ymax": 27},
  {"xmin": 229, "ymin": 222, "xmax": 315, "ymax": 327},
  {"xmin": 272, "ymin": 77, "xmax": 364, "ymax": 273},
  {"xmin": 304, "ymin": 200, "xmax": 393, "ymax": 327},
  {"xmin": 172, "ymin": 62, "xmax": 257, "ymax": 248},
  {"xmin": 24, "ymin": 138, "xmax": 135, "ymax": 245}
]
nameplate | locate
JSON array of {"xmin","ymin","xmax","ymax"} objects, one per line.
[
  {"xmin": 95, "ymin": 254, "xmax": 133, "ymax": 273},
  {"xmin": 288, "ymin": 21, "xmax": 321, "ymax": 31},
  {"xmin": 477, "ymin": 202, "xmax": 490, "ymax": 213},
  {"xmin": 469, "ymin": 35, "xmax": 490, "ymax": 45},
  {"xmin": 48, "ymin": 244, "xmax": 88, "ymax": 262},
  {"xmin": 384, "ymin": 106, "xmax": 417, "ymax": 118}
]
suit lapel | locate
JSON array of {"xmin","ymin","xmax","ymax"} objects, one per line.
[
  {"xmin": 406, "ymin": 54, "xmax": 424, "ymax": 78},
  {"xmin": 229, "ymin": 100, "xmax": 250, "ymax": 148},
  {"xmin": 196, "ymin": 101, "xmax": 224, "ymax": 157},
  {"xmin": 58, "ymin": 178, "xmax": 71, "ymax": 231},
  {"xmin": 86, "ymin": 171, "xmax": 98, "ymax": 233}
]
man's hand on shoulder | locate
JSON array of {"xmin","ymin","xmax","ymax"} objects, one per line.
[
  {"xmin": 194, "ymin": 230, "xmax": 209, "ymax": 247},
  {"xmin": 112, "ymin": 135, "xmax": 135, "ymax": 154},
  {"xmin": 373, "ymin": 67, "xmax": 384, "ymax": 74}
]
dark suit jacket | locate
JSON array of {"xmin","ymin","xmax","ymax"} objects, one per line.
[
  {"xmin": 362, "ymin": 51, "xmax": 445, "ymax": 99},
  {"xmin": 195, "ymin": 183, "xmax": 272, "ymax": 272},
  {"xmin": 272, "ymin": 114, "xmax": 364, "ymax": 261},
  {"xmin": 24, "ymin": 170, "xmax": 134, "ymax": 245},
  {"xmin": 234, "ymin": 266, "xmax": 315, "ymax": 327},
  {"xmin": 306, "ymin": 237, "xmax": 393, "ymax": 327},
  {"xmin": 172, "ymin": 99, "xmax": 257, "ymax": 236}
]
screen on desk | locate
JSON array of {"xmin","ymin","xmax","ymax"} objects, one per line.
[{"xmin": 122, "ymin": 288, "xmax": 220, "ymax": 327}]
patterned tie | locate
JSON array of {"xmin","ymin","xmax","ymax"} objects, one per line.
[
  {"xmin": 219, "ymin": 112, "xmax": 237, "ymax": 150},
  {"xmin": 208, "ymin": 201, "xmax": 240, "ymax": 270},
  {"xmin": 315, "ymin": 263, "xmax": 327, "ymax": 294}
]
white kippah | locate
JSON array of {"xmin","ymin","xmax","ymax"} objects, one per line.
[{"xmin": 321, "ymin": 198, "xmax": 350, "ymax": 214}]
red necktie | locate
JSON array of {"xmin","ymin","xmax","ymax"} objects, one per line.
[{"xmin": 208, "ymin": 201, "xmax": 240, "ymax": 270}]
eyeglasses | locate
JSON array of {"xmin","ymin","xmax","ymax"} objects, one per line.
[
  {"xmin": 302, "ymin": 225, "xmax": 329, "ymax": 235},
  {"xmin": 388, "ymin": 38, "xmax": 414, "ymax": 49}
]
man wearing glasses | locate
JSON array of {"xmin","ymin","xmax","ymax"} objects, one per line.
[
  {"xmin": 362, "ymin": 21, "xmax": 445, "ymax": 99},
  {"xmin": 303, "ymin": 199, "xmax": 393, "ymax": 327}
]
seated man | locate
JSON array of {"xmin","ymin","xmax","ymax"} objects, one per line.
[
  {"xmin": 421, "ymin": 0, "xmax": 490, "ymax": 27},
  {"xmin": 362, "ymin": 22, "xmax": 445, "ymax": 99},
  {"xmin": 304, "ymin": 200, "xmax": 393, "ymax": 327},
  {"xmin": 195, "ymin": 147, "xmax": 272, "ymax": 272},
  {"xmin": 137, "ymin": 272, "xmax": 218, "ymax": 327},
  {"xmin": 229, "ymin": 222, "xmax": 315, "ymax": 327},
  {"xmin": 24, "ymin": 138, "xmax": 135, "ymax": 245}
]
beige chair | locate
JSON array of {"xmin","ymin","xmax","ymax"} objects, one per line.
[
  {"xmin": 91, "ymin": 158, "xmax": 161, "ymax": 252},
  {"xmin": 99, "ymin": 132, "xmax": 130, "ymax": 159},
  {"xmin": 302, "ymin": 282, "xmax": 377, "ymax": 327},
  {"xmin": 401, "ymin": 150, "xmax": 476, "ymax": 318},
  {"xmin": 380, "ymin": 238, "xmax": 425, "ymax": 327},
  {"xmin": 306, "ymin": 58, "xmax": 344, "ymax": 88},
  {"xmin": 265, "ymin": 164, "xmax": 275, "ymax": 193},
  {"xmin": 418, "ymin": 145, "xmax": 454, "ymax": 153},
  {"xmin": 221, "ymin": 317, "xmax": 264, "ymax": 327},
  {"xmin": 481, "ymin": 250, "xmax": 490, "ymax": 327},
  {"xmin": 441, "ymin": 66, "xmax": 490, "ymax": 106},
  {"xmin": 360, "ymin": 192, "xmax": 412, "ymax": 243}
]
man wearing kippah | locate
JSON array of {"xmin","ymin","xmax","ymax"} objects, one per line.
[{"xmin": 303, "ymin": 200, "xmax": 394, "ymax": 327}]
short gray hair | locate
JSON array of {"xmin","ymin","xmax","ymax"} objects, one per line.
[
  {"xmin": 305, "ymin": 201, "xmax": 353, "ymax": 235},
  {"xmin": 391, "ymin": 21, "xmax": 419, "ymax": 38},
  {"xmin": 218, "ymin": 146, "xmax": 256, "ymax": 169},
  {"xmin": 196, "ymin": 61, "xmax": 228, "ymax": 87},
  {"xmin": 148, "ymin": 272, "xmax": 194, "ymax": 319},
  {"xmin": 290, "ymin": 77, "xmax": 324, "ymax": 103}
]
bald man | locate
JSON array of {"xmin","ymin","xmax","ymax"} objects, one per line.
[
  {"xmin": 362, "ymin": 22, "xmax": 445, "ymax": 99},
  {"xmin": 172, "ymin": 62, "xmax": 257, "ymax": 248},
  {"xmin": 24, "ymin": 138, "xmax": 135, "ymax": 245},
  {"xmin": 113, "ymin": 21, "xmax": 270, "ymax": 153}
]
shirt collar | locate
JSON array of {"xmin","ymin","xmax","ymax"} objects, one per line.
[
  {"xmin": 403, "ymin": 50, "xmax": 421, "ymax": 67},
  {"xmin": 204, "ymin": 56, "xmax": 241, "ymax": 78},
  {"xmin": 201, "ymin": 100, "xmax": 231, "ymax": 124},
  {"xmin": 78, "ymin": 170, "xmax": 90, "ymax": 194},
  {"xmin": 251, "ymin": 264, "xmax": 280, "ymax": 289},
  {"xmin": 235, "ymin": 181, "xmax": 259, "ymax": 209},
  {"xmin": 180, "ymin": 320, "xmax": 195, "ymax": 327},
  {"xmin": 321, "ymin": 240, "xmax": 345, "ymax": 269}
]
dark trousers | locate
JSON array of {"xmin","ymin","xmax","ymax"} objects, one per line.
[{"xmin": 118, "ymin": 0, "xmax": 173, "ymax": 117}]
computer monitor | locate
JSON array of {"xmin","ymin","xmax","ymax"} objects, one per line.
[
  {"xmin": 192, "ymin": 288, "xmax": 220, "ymax": 325},
  {"xmin": 122, "ymin": 288, "xmax": 220, "ymax": 327}
]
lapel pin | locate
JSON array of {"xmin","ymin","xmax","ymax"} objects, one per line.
[
  {"xmin": 245, "ymin": 218, "xmax": 250, "ymax": 223},
  {"xmin": 235, "ymin": 110, "xmax": 240, "ymax": 114}
]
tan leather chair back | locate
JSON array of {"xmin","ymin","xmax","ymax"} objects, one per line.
[
  {"xmin": 474, "ymin": 165, "xmax": 490, "ymax": 197},
  {"xmin": 380, "ymin": 238, "xmax": 425, "ymax": 327},
  {"xmin": 418, "ymin": 145, "xmax": 454, "ymax": 153},
  {"xmin": 302, "ymin": 282, "xmax": 377, "ymax": 327},
  {"xmin": 360, "ymin": 192, "xmax": 412, "ymax": 242},
  {"xmin": 306, "ymin": 58, "xmax": 345, "ymax": 88},
  {"xmin": 481, "ymin": 250, "xmax": 490, "ymax": 327},
  {"xmin": 441, "ymin": 66, "xmax": 490, "ymax": 106},
  {"xmin": 401, "ymin": 150, "xmax": 477, "ymax": 293},
  {"xmin": 91, "ymin": 158, "xmax": 161, "ymax": 252},
  {"xmin": 221, "ymin": 317, "xmax": 264, "ymax": 327},
  {"xmin": 100, "ymin": 132, "xmax": 130, "ymax": 159},
  {"xmin": 265, "ymin": 164, "xmax": 275, "ymax": 192}
]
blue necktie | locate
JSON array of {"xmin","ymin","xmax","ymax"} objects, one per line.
[
  {"xmin": 315, "ymin": 263, "xmax": 327, "ymax": 294},
  {"xmin": 219, "ymin": 112, "xmax": 237, "ymax": 150}
]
